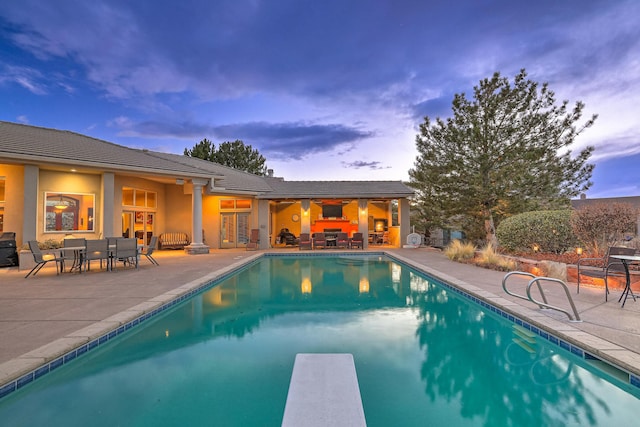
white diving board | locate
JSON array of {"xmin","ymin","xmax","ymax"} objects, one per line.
[{"xmin": 282, "ymin": 353, "xmax": 367, "ymax": 427}]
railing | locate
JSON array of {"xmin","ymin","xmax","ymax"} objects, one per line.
[{"xmin": 502, "ymin": 271, "xmax": 582, "ymax": 322}]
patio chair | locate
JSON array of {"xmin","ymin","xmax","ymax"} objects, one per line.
[
  {"xmin": 336, "ymin": 232, "xmax": 349, "ymax": 249},
  {"xmin": 381, "ymin": 231, "xmax": 390, "ymax": 245},
  {"xmin": 246, "ymin": 229, "xmax": 260, "ymax": 250},
  {"xmin": 299, "ymin": 233, "xmax": 312, "ymax": 250},
  {"xmin": 25, "ymin": 240, "xmax": 63, "ymax": 278},
  {"xmin": 113, "ymin": 238, "xmax": 139, "ymax": 270},
  {"xmin": 84, "ymin": 239, "xmax": 110, "ymax": 271},
  {"xmin": 143, "ymin": 235, "xmax": 159, "ymax": 266},
  {"xmin": 350, "ymin": 232, "xmax": 364, "ymax": 249},
  {"xmin": 61, "ymin": 238, "xmax": 86, "ymax": 272},
  {"xmin": 312, "ymin": 232, "xmax": 327, "ymax": 249},
  {"xmin": 577, "ymin": 246, "xmax": 636, "ymax": 301}
]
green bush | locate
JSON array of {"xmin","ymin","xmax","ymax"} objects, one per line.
[{"xmin": 497, "ymin": 210, "xmax": 577, "ymax": 254}]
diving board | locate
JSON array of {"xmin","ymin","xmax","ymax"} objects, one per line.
[{"xmin": 282, "ymin": 353, "xmax": 367, "ymax": 427}]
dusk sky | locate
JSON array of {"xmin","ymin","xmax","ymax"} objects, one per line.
[{"xmin": 1, "ymin": 1, "xmax": 638, "ymax": 198}]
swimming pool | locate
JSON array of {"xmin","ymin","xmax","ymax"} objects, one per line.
[{"xmin": 0, "ymin": 254, "xmax": 638, "ymax": 426}]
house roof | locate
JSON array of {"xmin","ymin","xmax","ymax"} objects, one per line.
[
  {"xmin": 0, "ymin": 121, "xmax": 210, "ymax": 179},
  {"xmin": 258, "ymin": 178, "xmax": 414, "ymax": 199},
  {"xmin": 146, "ymin": 151, "xmax": 273, "ymax": 194},
  {"xmin": 0, "ymin": 121, "xmax": 414, "ymax": 200},
  {"xmin": 571, "ymin": 195, "xmax": 640, "ymax": 209}
]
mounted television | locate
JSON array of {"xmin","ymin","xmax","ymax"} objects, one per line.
[{"xmin": 322, "ymin": 203, "xmax": 342, "ymax": 218}]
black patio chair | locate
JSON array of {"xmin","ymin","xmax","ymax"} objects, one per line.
[{"xmin": 577, "ymin": 246, "xmax": 636, "ymax": 301}]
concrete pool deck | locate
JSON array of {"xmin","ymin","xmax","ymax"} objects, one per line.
[{"xmin": 1, "ymin": 247, "xmax": 639, "ymax": 391}]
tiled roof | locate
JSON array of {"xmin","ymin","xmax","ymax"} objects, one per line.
[
  {"xmin": 258, "ymin": 178, "xmax": 414, "ymax": 199},
  {"xmin": 146, "ymin": 151, "xmax": 273, "ymax": 193},
  {"xmin": 571, "ymin": 195, "xmax": 640, "ymax": 209},
  {"xmin": 0, "ymin": 121, "xmax": 210, "ymax": 178},
  {"xmin": 0, "ymin": 121, "xmax": 414, "ymax": 199}
]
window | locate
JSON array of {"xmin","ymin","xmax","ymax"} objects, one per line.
[
  {"xmin": 219, "ymin": 199, "xmax": 252, "ymax": 210},
  {"xmin": 122, "ymin": 187, "xmax": 157, "ymax": 208},
  {"xmin": 45, "ymin": 192, "xmax": 95, "ymax": 232}
]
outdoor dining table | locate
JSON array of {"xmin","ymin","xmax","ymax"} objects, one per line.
[
  {"xmin": 60, "ymin": 246, "xmax": 86, "ymax": 272},
  {"xmin": 610, "ymin": 254, "xmax": 640, "ymax": 308},
  {"xmin": 57, "ymin": 242, "xmax": 142, "ymax": 273}
]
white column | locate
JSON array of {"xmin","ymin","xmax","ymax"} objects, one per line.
[
  {"xmin": 185, "ymin": 178, "xmax": 210, "ymax": 254},
  {"xmin": 22, "ymin": 165, "xmax": 38, "ymax": 242},
  {"xmin": 101, "ymin": 172, "xmax": 115, "ymax": 238},
  {"xmin": 301, "ymin": 199, "xmax": 311, "ymax": 234},
  {"xmin": 398, "ymin": 198, "xmax": 411, "ymax": 248},
  {"xmin": 258, "ymin": 199, "xmax": 270, "ymax": 249},
  {"xmin": 358, "ymin": 199, "xmax": 369, "ymax": 249}
]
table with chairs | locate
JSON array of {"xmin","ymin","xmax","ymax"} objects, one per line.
[{"xmin": 25, "ymin": 236, "xmax": 157, "ymax": 278}]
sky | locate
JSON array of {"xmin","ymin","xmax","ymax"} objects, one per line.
[{"xmin": 0, "ymin": 0, "xmax": 639, "ymax": 198}]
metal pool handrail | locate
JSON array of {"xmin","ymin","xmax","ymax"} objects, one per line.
[
  {"xmin": 526, "ymin": 276, "xmax": 582, "ymax": 322},
  {"xmin": 502, "ymin": 271, "xmax": 582, "ymax": 322},
  {"xmin": 502, "ymin": 271, "xmax": 549, "ymax": 308}
]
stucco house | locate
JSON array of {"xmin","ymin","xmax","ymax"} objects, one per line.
[{"xmin": 0, "ymin": 121, "xmax": 414, "ymax": 255}]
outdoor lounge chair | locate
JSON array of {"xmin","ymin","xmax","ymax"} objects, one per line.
[
  {"xmin": 84, "ymin": 239, "xmax": 110, "ymax": 271},
  {"xmin": 246, "ymin": 229, "xmax": 260, "ymax": 250},
  {"xmin": 350, "ymin": 232, "xmax": 364, "ymax": 249},
  {"xmin": 143, "ymin": 235, "xmax": 159, "ymax": 265},
  {"xmin": 299, "ymin": 233, "xmax": 312, "ymax": 250},
  {"xmin": 312, "ymin": 232, "xmax": 327, "ymax": 249},
  {"xmin": 25, "ymin": 240, "xmax": 63, "ymax": 278},
  {"xmin": 577, "ymin": 246, "xmax": 636, "ymax": 301}
]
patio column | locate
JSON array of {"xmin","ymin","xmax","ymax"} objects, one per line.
[
  {"xmin": 22, "ymin": 165, "xmax": 38, "ymax": 243},
  {"xmin": 185, "ymin": 178, "xmax": 210, "ymax": 255},
  {"xmin": 258, "ymin": 199, "xmax": 270, "ymax": 249},
  {"xmin": 358, "ymin": 199, "xmax": 369, "ymax": 249},
  {"xmin": 398, "ymin": 198, "xmax": 410, "ymax": 247},
  {"xmin": 301, "ymin": 199, "xmax": 311, "ymax": 234},
  {"xmin": 101, "ymin": 172, "xmax": 114, "ymax": 238}
]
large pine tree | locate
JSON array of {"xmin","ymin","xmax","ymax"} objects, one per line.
[{"xmin": 409, "ymin": 69, "xmax": 596, "ymax": 245}]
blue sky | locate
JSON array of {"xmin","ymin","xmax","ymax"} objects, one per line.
[{"xmin": 1, "ymin": 0, "xmax": 639, "ymax": 197}]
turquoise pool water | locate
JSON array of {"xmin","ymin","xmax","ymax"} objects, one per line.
[{"xmin": 1, "ymin": 255, "xmax": 638, "ymax": 426}]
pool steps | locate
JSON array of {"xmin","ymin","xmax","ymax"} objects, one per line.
[{"xmin": 282, "ymin": 353, "xmax": 367, "ymax": 427}]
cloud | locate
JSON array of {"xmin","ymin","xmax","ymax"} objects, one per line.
[
  {"xmin": 109, "ymin": 117, "xmax": 374, "ymax": 161},
  {"xmin": 1, "ymin": 0, "xmax": 639, "ymax": 186},
  {"xmin": 0, "ymin": 65, "xmax": 47, "ymax": 94},
  {"xmin": 341, "ymin": 160, "xmax": 390, "ymax": 171}
]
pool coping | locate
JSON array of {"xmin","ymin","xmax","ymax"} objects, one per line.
[{"xmin": 1, "ymin": 251, "xmax": 639, "ymax": 400}]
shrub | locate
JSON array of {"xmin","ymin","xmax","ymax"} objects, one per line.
[
  {"xmin": 474, "ymin": 244, "xmax": 517, "ymax": 271},
  {"xmin": 496, "ymin": 210, "xmax": 577, "ymax": 254},
  {"xmin": 444, "ymin": 239, "xmax": 476, "ymax": 261},
  {"xmin": 571, "ymin": 202, "xmax": 638, "ymax": 256},
  {"xmin": 20, "ymin": 239, "xmax": 63, "ymax": 251}
]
